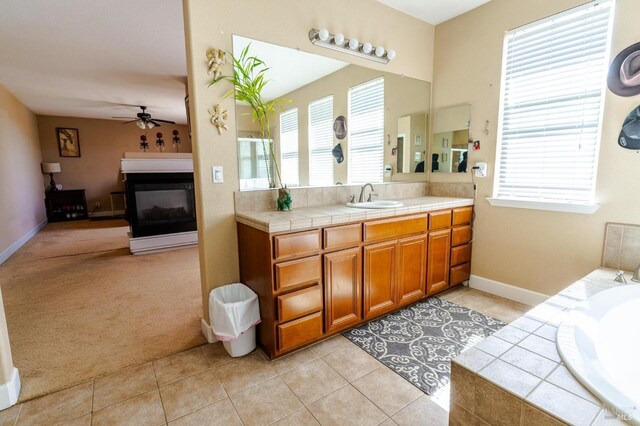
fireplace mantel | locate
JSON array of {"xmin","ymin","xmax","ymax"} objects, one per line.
[{"xmin": 120, "ymin": 152, "xmax": 193, "ymax": 174}]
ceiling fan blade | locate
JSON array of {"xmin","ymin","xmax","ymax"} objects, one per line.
[
  {"xmin": 121, "ymin": 119, "xmax": 138, "ymax": 124},
  {"xmin": 112, "ymin": 116, "xmax": 136, "ymax": 119},
  {"xmin": 152, "ymin": 119, "xmax": 176, "ymax": 124},
  {"xmin": 149, "ymin": 120, "xmax": 162, "ymax": 127}
]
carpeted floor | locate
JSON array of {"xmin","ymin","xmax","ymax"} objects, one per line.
[{"xmin": 0, "ymin": 219, "xmax": 205, "ymax": 402}]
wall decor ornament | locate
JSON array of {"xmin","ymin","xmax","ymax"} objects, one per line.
[
  {"xmin": 618, "ymin": 105, "xmax": 640, "ymax": 150},
  {"xmin": 208, "ymin": 104, "xmax": 229, "ymax": 134},
  {"xmin": 139, "ymin": 135, "xmax": 149, "ymax": 152},
  {"xmin": 57, "ymin": 128, "xmax": 81, "ymax": 157},
  {"xmin": 206, "ymin": 48, "xmax": 226, "ymax": 81},
  {"xmin": 155, "ymin": 132, "xmax": 165, "ymax": 151},
  {"xmin": 172, "ymin": 130, "xmax": 181, "ymax": 152},
  {"xmin": 608, "ymin": 41, "xmax": 640, "ymax": 97}
]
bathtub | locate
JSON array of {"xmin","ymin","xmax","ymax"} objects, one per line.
[{"xmin": 557, "ymin": 285, "xmax": 640, "ymax": 425}]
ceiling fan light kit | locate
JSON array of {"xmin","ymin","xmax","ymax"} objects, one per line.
[{"xmin": 114, "ymin": 106, "xmax": 176, "ymax": 129}]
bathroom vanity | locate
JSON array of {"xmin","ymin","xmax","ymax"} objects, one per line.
[{"xmin": 236, "ymin": 197, "xmax": 473, "ymax": 359}]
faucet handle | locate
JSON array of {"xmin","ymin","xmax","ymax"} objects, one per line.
[
  {"xmin": 615, "ymin": 270, "xmax": 628, "ymax": 284},
  {"xmin": 349, "ymin": 194, "xmax": 355, "ymax": 203},
  {"xmin": 367, "ymin": 192, "xmax": 378, "ymax": 202}
]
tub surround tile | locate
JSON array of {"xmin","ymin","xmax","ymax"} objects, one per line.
[
  {"xmin": 474, "ymin": 378, "xmax": 524, "ymax": 426},
  {"xmin": 478, "ymin": 359, "xmax": 541, "ymax": 398},
  {"xmin": 499, "ymin": 346, "xmax": 558, "ymax": 379},
  {"xmin": 545, "ymin": 364, "xmax": 599, "ymax": 403},
  {"xmin": 518, "ymin": 334, "xmax": 561, "ymax": 363},
  {"xmin": 521, "ymin": 403, "xmax": 565, "ymax": 426},
  {"xmin": 452, "ymin": 347, "xmax": 495, "ymax": 373},
  {"xmin": 526, "ymin": 382, "xmax": 600, "ymax": 426},
  {"xmin": 473, "ymin": 335, "xmax": 513, "ymax": 358},
  {"xmin": 491, "ymin": 324, "xmax": 530, "ymax": 344}
]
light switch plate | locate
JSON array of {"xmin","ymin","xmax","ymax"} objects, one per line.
[{"xmin": 212, "ymin": 166, "xmax": 224, "ymax": 183}]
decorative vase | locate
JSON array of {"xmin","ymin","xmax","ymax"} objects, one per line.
[{"xmin": 277, "ymin": 188, "xmax": 292, "ymax": 211}]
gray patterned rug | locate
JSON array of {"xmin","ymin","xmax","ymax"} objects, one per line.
[{"xmin": 343, "ymin": 297, "xmax": 505, "ymax": 395}]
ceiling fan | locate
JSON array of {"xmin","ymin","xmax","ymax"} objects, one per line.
[{"xmin": 113, "ymin": 106, "xmax": 175, "ymax": 129}]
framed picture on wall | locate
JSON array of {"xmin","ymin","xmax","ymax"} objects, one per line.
[{"xmin": 57, "ymin": 128, "xmax": 81, "ymax": 157}]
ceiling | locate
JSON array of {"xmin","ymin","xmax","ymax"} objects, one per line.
[
  {"xmin": 0, "ymin": 1, "xmax": 489, "ymax": 125},
  {"xmin": 0, "ymin": 0, "xmax": 188, "ymax": 124},
  {"xmin": 232, "ymin": 36, "xmax": 348, "ymax": 102},
  {"xmin": 376, "ymin": 0, "xmax": 491, "ymax": 25}
]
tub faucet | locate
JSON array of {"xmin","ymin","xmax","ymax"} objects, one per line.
[
  {"xmin": 632, "ymin": 264, "xmax": 640, "ymax": 283},
  {"xmin": 358, "ymin": 183, "xmax": 375, "ymax": 203}
]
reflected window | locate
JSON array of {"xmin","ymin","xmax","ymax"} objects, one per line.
[
  {"xmin": 280, "ymin": 108, "xmax": 299, "ymax": 187},
  {"xmin": 309, "ymin": 96, "xmax": 334, "ymax": 186},
  {"xmin": 238, "ymin": 138, "xmax": 272, "ymax": 190},
  {"xmin": 348, "ymin": 77, "xmax": 384, "ymax": 184}
]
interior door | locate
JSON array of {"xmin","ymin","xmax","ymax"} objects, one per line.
[{"xmin": 363, "ymin": 241, "xmax": 396, "ymax": 320}]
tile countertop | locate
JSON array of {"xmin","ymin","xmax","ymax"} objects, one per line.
[
  {"xmin": 235, "ymin": 196, "xmax": 474, "ymax": 233},
  {"xmin": 452, "ymin": 267, "xmax": 631, "ymax": 426}
]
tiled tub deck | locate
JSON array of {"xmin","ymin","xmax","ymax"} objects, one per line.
[{"xmin": 449, "ymin": 268, "xmax": 631, "ymax": 426}]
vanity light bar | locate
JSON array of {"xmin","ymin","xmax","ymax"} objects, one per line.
[{"xmin": 308, "ymin": 28, "xmax": 396, "ymax": 64}]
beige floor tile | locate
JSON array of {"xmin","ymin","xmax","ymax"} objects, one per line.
[
  {"xmin": 271, "ymin": 348, "xmax": 318, "ymax": 374},
  {"xmin": 378, "ymin": 419, "xmax": 398, "ymax": 426},
  {"xmin": 308, "ymin": 335, "xmax": 352, "ymax": 356},
  {"xmin": 17, "ymin": 381, "xmax": 92, "ymax": 425},
  {"xmin": 271, "ymin": 407, "xmax": 320, "ymax": 425},
  {"xmin": 159, "ymin": 369, "xmax": 226, "ymax": 421},
  {"xmin": 213, "ymin": 351, "xmax": 277, "ymax": 395},
  {"xmin": 93, "ymin": 362, "xmax": 157, "ymax": 411},
  {"xmin": 452, "ymin": 289, "xmax": 504, "ymax": 313},
  {"xmin": 307, "ymin": 384, "xmax": 388, "ymax": 426},
  {"xmin": 392, "ymin": 395, "xmax": 448, "ymax": 426},
  {"xmin": 438, "ymin": 285, "xmax": 471, "ymax": 301},
  {"xmin": 352, "ymin": 367, "xmax": 422, "ymax": 416},
  {"xmin": 168, "ymin": 398, "xmax": 242, "ymax": 426},
  {"xmin": 322, "ymin": 344, "xmax": 382, "ymax": 382},
  {"xmin": 229, "ymin": 376, "xmax": 302, "ymax": 426},
  {"xmin": 60, "ymin": 414, "xmax": 91, "ymax": 425},
  {"xmin": 280, "ymin": 359, "xmax": 348, "ymax": 404},
  {"xmin": 153, "ymin": 347, "xmax": 210, "ymax": 386},
  {"xmin": 0, "ymin": 404, "xmax": 21, "ymax": 426},
  {"xmin": 484, "ymin": 300, "xmax": 530, "ymax": 323},
  {"xmin": 201, "ymin": 342, "xmax": 233, "ymax": 368},
  {"xmin": 92, "ymin": 389, "xmax": 165, "ymax": 426}
]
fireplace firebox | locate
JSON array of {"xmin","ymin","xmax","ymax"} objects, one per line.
[{"xmin": 125, "ymin": 173, "xmax": 197, "ymax": 238}]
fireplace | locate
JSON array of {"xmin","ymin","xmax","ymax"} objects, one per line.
[{"xmin": 125, "ymin": 173, "xmax": 197, "ymax": 238}]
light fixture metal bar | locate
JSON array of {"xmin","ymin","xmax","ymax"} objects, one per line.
[{"xmin": 308, "ymin": 29, "xmax": 390, "ymax": 64}]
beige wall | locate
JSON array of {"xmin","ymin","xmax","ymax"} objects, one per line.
[
  {"xmin": 37, "ymin": 116, "xmax": 191, "ymax": 212},
  {"xmin": 0, "ymin": 85, "xmax": 46, "ymax": 258},
  {"xmin": 0, "ymin": 85, "xmax": 42, "ymax": 382},
  {"xmin": 432, "ymin": 0, "xmax": 640, "ymax": 295},
  {"xmin": 183, "ymin": 0, "xmax": 435, "ymax": 321}
]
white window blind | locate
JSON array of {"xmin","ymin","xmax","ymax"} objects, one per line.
[
  {"xmin": 349, "ymin": 77, "xmax": 384, "ymax": 184},
  {"xmin": 309, "ymin": 96, "xmax": 334, "ymax": 186},
  {"xmin": 494, "ymin": 1, "xmax": 612, "ymax": 205},
  {"xmin": 279, "ymin": 108, "xmax": 299, "ymax": 187}
]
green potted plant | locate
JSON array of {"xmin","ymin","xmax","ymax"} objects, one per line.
[{"xmin": 210, "ymin": 44, "xmax": 291, "ymax": 210}]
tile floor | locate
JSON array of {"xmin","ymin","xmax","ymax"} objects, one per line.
[{"xmin": 2, "ymin": 287, "xmax": 531, "ymax": 425}]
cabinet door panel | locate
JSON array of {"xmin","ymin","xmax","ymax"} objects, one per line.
[
  {"xmin": 397, "ymin": 235, "xmax": 427, "ymax": 306},
  {"xmin": 427, "ymin": 229, "xmax": 451, "ymax": 295},
  {"xmin": 451, "ymin": 225, "xmax": 472, "ymax": 247},
  {"xmin": 324, "ymin": 248, "xmax": 362, "ymax": 333},
  {"xmin": 363, "ymin": 241, "xmax": 396, "ymax": 319}
]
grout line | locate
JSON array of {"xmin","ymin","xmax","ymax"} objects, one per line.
[{"xmin": 11, "ymin": 404, "xmax": 23, "ymax": 426}]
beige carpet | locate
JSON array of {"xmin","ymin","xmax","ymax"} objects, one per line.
[{"xmin": 0, "ymin": 219, "xmax": 205, "ymax": 401}]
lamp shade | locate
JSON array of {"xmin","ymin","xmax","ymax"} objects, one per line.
[{"xmin": 42, "ymin": 162, "xmax": 61, "ymax": 174}]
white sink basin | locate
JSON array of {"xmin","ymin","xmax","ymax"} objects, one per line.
[{"xmin": 346, "ymin": 200, "xmax": 404, "ymax": 209}]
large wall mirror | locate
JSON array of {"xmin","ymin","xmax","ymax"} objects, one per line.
[
  {"xmin": 233, "ymin": 35, "xmax": 431, "ymax": 190},
  {"xmin": 431, "ymin": 104, "xmax": 470, "ymax": 174}
]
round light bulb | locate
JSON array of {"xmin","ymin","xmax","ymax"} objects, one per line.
[
  {"xmin": 333, "ymin": 33, "xmax": 344, "ymax": 45},
  {"xmin": 375, "ymin": 46, "xmax": 385, "ymax": 57},
  {"xmin": 348, "ymin": 38, "xmax": 359, "ymax": 50},
  {"xmin": 318, "ymin": 28, "xmax": 330, "ymax": 41},
  {"xmin": 386, "ymin": 50, "xmax": 396, "ymax": 60},
  {"xmin": 362, "ymin": 42, "xmax": 373, "ymax": 54}
]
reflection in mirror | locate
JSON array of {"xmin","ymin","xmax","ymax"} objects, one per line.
[
  {"xmin": 233, "ymin": 35, "xmax": 431, "ymax": 190},
  {"xmin": 431, "ymin": 104, "xmax": 470, "ymax": 174}
]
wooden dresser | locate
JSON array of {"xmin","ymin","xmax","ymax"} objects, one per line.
[{"xmin": 237, "ymin": 205, "xmax": 473, "ymax": 359}]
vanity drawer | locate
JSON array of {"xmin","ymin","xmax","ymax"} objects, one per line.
[
  {"xmin": 277, "ymin": 285, "xmax": 323, "ymax": 323},
  {"xmin": 450, "ymin": 262, "xmax": 471, "ymax": 286},
  {"xmin": 452, "ymin": 207, "xmax": 473, "ymax": 226},
  {"xmin": 451, "ymin": 225, "xmax": 472, "ymax": 247},
  {"xmin": 275, "ymin": 256, "xmax": 321, "ymax": 291},
  {"xmin": 273, "ymin": 230, "xmax": 321, "ymax": 261},
  {"xmin": 363, "ymin": 215, "xmax": 427, "ymax": 242},
  {"xmin": 428, "ymin": 210, "xmax": 452, "ymax": 230},
  {"xmin": 324, "ymin": 224, "xmax": 362, "ymax": 250},
  {"xmin": 278, "ymin": 311, "xmax": 323, "ymax": 352},
  {"xmin": 451, "ymin": 243, "xmax": 471, "ymax": 266}
]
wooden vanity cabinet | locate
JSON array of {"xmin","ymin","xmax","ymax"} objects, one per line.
[{"xmin": 236, "ymin": 204, "xmax": 473, "ymax": 359}]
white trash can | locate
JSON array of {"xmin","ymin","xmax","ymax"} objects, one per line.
[{"xmin": 209, "ymin": 283, "xmax": 261, "ymax": 357}]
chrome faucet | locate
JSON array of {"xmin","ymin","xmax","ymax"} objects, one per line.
[
  {"xmin": 358, "ymin": 183, "xmax": 375, "ymax": 203},
  {"xmin": 632, "ymin": 264, "xmax": 640, "ymax": 283}
]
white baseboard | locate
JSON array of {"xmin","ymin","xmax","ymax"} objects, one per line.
[
  {"xmin": 89, "ymin": 210, "xmax": 125, "ymax": 218},
  {"xmin": 129, "ymin": 231, "xmax": 198, "ymax": 255},
  {"xmin": 469, "ymin": 274, "xmax": 549, "ymax": 307},
  {"xmin": 0, "ymin": 219, "xmax": 47, "ymax": 266},
  {"xmin": 0, "ymin": 368, "xmax": 20, "ymax": 410},
  {"xmin": 201, "ymin": 318, "xmax": 216, "ymax": 343}
]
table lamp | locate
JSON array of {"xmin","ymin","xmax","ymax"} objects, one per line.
[{"xmin": 41, "ymin": 162, "xmax": 61, "ymax": 191}]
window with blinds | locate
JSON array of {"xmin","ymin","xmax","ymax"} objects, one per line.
[
  {"xmin": 279, "ymin": 108, "xmax": 299, "ymax": 187},
  {"xmin": 309, "ymin": 96, "xmax": 334, "ymax": 186},
  {"xmin": 348, "ymin": 77, "xmax": 384, "ymax": 184},
  {"xmin": 493, "ymin": 1, "xmax": 612, "ymax": 208}
]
